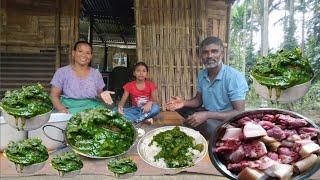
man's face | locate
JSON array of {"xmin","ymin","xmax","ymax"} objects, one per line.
[{"xmin": 201, "ymin": 43, "xmax": 223, "ymax": 69}]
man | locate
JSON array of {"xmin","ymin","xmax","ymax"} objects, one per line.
[{"xmin": 166, "ymin": 36, "xmax": 248, "ymax": 139}]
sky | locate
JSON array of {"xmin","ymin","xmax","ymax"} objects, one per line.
[{"xmin": 249, "ymin": 0, "xmax": 313, "ymax": 52}]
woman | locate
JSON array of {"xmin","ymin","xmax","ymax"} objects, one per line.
[{"xmin": 50, "ymin": 41, "xmax": 114, "ymax": 114}]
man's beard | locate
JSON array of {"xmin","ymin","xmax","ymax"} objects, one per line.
[{"xmin": 203, "ymin": 58, "xmax": 222, "ymax": 69}]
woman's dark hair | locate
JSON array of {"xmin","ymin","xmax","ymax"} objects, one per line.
[
  {"xmin": 73, "ymin": 40, "xmax": 92, "ymax": 52},
  {"xmin": 134, "ymin": 61, "xmax": 149, "ymax": 72}
]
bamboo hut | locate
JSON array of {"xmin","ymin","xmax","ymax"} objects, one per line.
[{"xmin": 0, "ymin": 0, "xmax": 234, "ymax": 110}]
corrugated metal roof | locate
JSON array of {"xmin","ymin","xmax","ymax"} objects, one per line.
[{"xmin": 80, "ymin": 0, "xmax": 135, "ymax": 45}]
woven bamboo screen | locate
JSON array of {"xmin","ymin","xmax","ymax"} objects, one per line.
[{"xmin": 135, "ymin": 0, "xmax": 229, "ymax": 110}]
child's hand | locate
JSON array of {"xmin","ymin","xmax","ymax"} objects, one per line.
[
  {"xmin": 142, "ymin": 102, "xmax": 152, "ymax": 113},
  {"xmin": 118, "ymin": 106, "xmax": 124, "ymax": 115}
]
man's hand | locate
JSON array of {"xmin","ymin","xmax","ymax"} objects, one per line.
[
  {"xmin": 166, "ymin": 96, "xmax": 184, "ymax": 111},
  {"xmin": 142, "ymin": 101, "xmax": 152, "ymax": 113},
  {"xmin": 185, "ymin": 112, "xmax": 208, "ymax": 127},
  {"xmin": 101, "ymin": 91, "xmax": 115, "ymax": 105}
]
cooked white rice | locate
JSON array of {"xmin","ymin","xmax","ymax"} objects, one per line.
[{"xmin": 139, "ymin": 126, "xmax": 206, "ymax": 168}]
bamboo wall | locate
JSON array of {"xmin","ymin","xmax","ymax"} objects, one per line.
[
  {"xmin": 135, "ymin": 0, "xmax": 230, "ymax": 109},
  {"xmin": 0, "ymin": 0, "xmax": 80, "ymax": 55}
]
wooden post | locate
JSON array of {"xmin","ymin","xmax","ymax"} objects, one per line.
[
  {"xmin": 260, "ymin": 0, "xmax": 269, "ymax": 107},
  {"xmin": 103, "ymin": 41, "xmax": 108, "ymax": 71},
  {"xmin": 55, "ymin": 0, "xmax": 61, "ymax": 70},
  {"xmin": 225, "ymin": 3, "xmax": 232, "ymax": 65},
  {"xmin": 89, "ymin": 14, "xmax": 93, "ymax": 44}
]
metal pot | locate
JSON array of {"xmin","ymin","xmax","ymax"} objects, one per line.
[
  {"xmin": 208, "ymin": 108, "xmax": 320, "ymax": 180},
  {"xmin": 28, "ymin": 113, "xmax": 72, "ymax": 150},
  {"xmin": 251, "ymin": 76, "xmax": 313, "ymax": 104},
  {"xmin": 0, "ymin": 107, "xmax": 52, "ymax": 131},
  {"xmin": 0, "ymin": 116, "xmax": 27, "ymax": 152},
  {"xmin": 43, "ymin": 121, "xmax": 139, "ymax": 159}
]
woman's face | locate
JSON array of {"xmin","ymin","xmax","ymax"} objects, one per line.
[
  {"xmin": 72, "ymin": 43, "xmax": 92, "ymax": 66},
  {"xmin": 134, "ymin": 65, "xmax": 148, "ymax": 81}
]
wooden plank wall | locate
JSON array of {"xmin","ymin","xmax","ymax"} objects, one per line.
[
  {"xmin": 206, "ymin": 0, "xmax": 229, "ymax": 64},
  {"xmin": 0, "ymin": 0, "xmax": 80, "ymax": 55},
  {"xmin": 135, "ymin": 0, "xmax": 230, "ymax": 109}
]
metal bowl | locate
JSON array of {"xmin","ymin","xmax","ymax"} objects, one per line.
[
  {"xmin": 1, "ymin": 107, "xmax": 52, "ymax": 131},
  {"xmin": 208, "ymin": 108, "xmax": 320, "ymax": 180},
  {"xmin": 56, "ymin": 169, "xmax": 81, "ymax": 178},
  {"xmin": 4, "ymin": 152, "xmax": 47, "ymax": 174},
  {"xmin": 251, "ymin": 76, "xmax": 312, "ymax": 103},
  {"xmin": 137, "ymin": 126, "xmax": 207, "ymax": 173},
  {"xmin": 12, "ymin": 161, "xmax": 46, "ymax": 174}
]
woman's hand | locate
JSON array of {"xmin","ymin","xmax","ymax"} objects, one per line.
[
  {"xmin": 165, "ymin": 96, "xmax": 184, "ymax": 111},
  {"xmin": 118, "ymin": 106, "xmax": 124, "ymax": 115},
  {"xmin": 100, "ymin": 90, "xmax": 115, "ymax": 105},
  {"xmin": 57, "ymin": 107, "xmax": 69, "ymax": 114},
  {"xmin": 142, "ymin": 101, "xmax": 153, "ymax": 113}
]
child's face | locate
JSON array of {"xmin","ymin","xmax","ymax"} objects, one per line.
[{"xmin": 134, "ymin": 65, "xmax": 148, "ymax": 81}]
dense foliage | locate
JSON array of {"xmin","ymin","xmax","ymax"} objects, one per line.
[
  {"xmin": 107, "ymin": 158, "xmax": 137, "ymax": 176},
  {"xmin": 66, "ymin": 108, "xmax": 135, "ymax": 157},
  {"xmin": 51, "ymin": 152, "xmax": 83, "ymax": 173},
  {"xmin": 5, "ymin": 138, "xmax": 48, "ymax": 166},
  {"xmin": 149, "ymin": 126, "xmax": 204, "ymax": 168},
  {"xmin": 0, "ymin": 84, "xmax": 52, "ymax": 118},
  {"xmin": 251, "ymin": 48, "xmax": 314, "ymax": 89}
]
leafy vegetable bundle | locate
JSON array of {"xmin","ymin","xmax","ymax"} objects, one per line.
[
  {"xmin": 251, "ymin": 48, "xmax": 313, "ymax": 89},
  {"xmin": 107, "ymin": 158, "xmax": 137, "ymax": 176},
  {"xmin": 0, "ymin": 83, "xmax": 52, "ymax": 118},
  {"xmin": 66, "ymin": 108, "xmax": 135, "ymax": 157},
  {"xmin": 149, "ymin": 126, "xmax": 204, "ymax": 168},
  {"xmin": 51, "ymin": 152, "xmax": 83, "ymax": 173},
  {"xmin": 5, "ymin": 138, "xmax": 48, "ymax": 166}
]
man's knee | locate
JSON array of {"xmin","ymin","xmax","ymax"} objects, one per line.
[{"xmin": 205, "ymin": 119, "xmax": 223, "ymax": 135}]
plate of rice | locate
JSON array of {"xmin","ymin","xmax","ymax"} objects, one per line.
[{"xmin": 137, "ymin": 126, "xmax": 207, "ymax": 171}]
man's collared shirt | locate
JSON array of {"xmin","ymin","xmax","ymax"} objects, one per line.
[{"xmin": 197, "ymin": 64, "xmax": 249, "ymax": 112}]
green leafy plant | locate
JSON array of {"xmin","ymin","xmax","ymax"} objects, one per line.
[
  {"xmin": 66, "ymin": 108, "xmax": 135, "ymax": 157},
  {"xmin": 107, "ymin": 158, "xmax": 137, "ymax": 177},
  {"xmin": 149, "ymin": 126, "xmax": 204, "ymax": 168},
  {"xmin": 251, "ymin": 48, "xmax": 314, "ymax": 89},
  {"xmin": 0, "ymin": 83, "xmax": 52, "ymax": 118},
  {"xmin": 51, "ymin": 152, "xmax": 83, "ymax": 174},
  {"xmin": 4, "ymin": 138, "xmax": 48, "ymax": 167}
]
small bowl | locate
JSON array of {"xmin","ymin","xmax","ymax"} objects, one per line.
[
  {"xmin": 56, "ymin": 169, "xmax": 81, "ymax": 178},
  {"xmin": 110, "ymin": 172, "xmax": 135, "ymax": 179},
  {"xmin": 208, "ymin": 108, "xmax": 320, "ymax": 180},
  {"xmin": 106, "ymin": 156, "xmax": 137, "ymax": 179},
  {"xmin": 12, "ymin": 161, "xmax": 46, "ymax": 174},
  {"xmin": 1, "ymin": 108, "xmax": 52, "ymax": 131}
]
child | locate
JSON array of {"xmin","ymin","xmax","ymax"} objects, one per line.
[{"xmin": 116, "ymin": 62, "xmax": 160, "ymax": 123}]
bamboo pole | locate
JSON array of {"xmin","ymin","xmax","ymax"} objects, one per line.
[{"xmin": 55, "ymin": 0, "xmax": 61, "ymax": 70}]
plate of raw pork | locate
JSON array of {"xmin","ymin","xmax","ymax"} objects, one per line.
[{"xmin": 209, "ymin": 108, "xmax": 320, "ymax": 180}]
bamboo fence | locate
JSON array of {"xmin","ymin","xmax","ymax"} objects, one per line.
[{"xmin": 135, "ymin": 0, "xmax": 229, "ymax": 110}]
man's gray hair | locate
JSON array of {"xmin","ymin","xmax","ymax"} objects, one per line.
[{"xmin": 199, "ymin": 36, "xmax": 224, "ymax": 54}]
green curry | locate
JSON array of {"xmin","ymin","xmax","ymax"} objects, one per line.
[
  {"xmin": 107, "ymin": 158, "xmax": 137, "ymax": 177},
  {"xmin": 51, "ymin": 151, "xmax": 83, "ymax": 174},
  {"xmin": 0, "ymin": 84, "xmax": 52, "ymax": 130},
  {"xmin": 251, "ymin": 48, "xmax": 313, "ymax": 90},
  {"xmin": 149, "ymin": 126, "xmax": 204, "ymax": 168},
  {"xmin": 66, "ymin": 108, "xmax": 135, "ymax": 157},
  {"xmin": 4, "ymin": 138, "xmax": 48, "ymax": 170}
]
